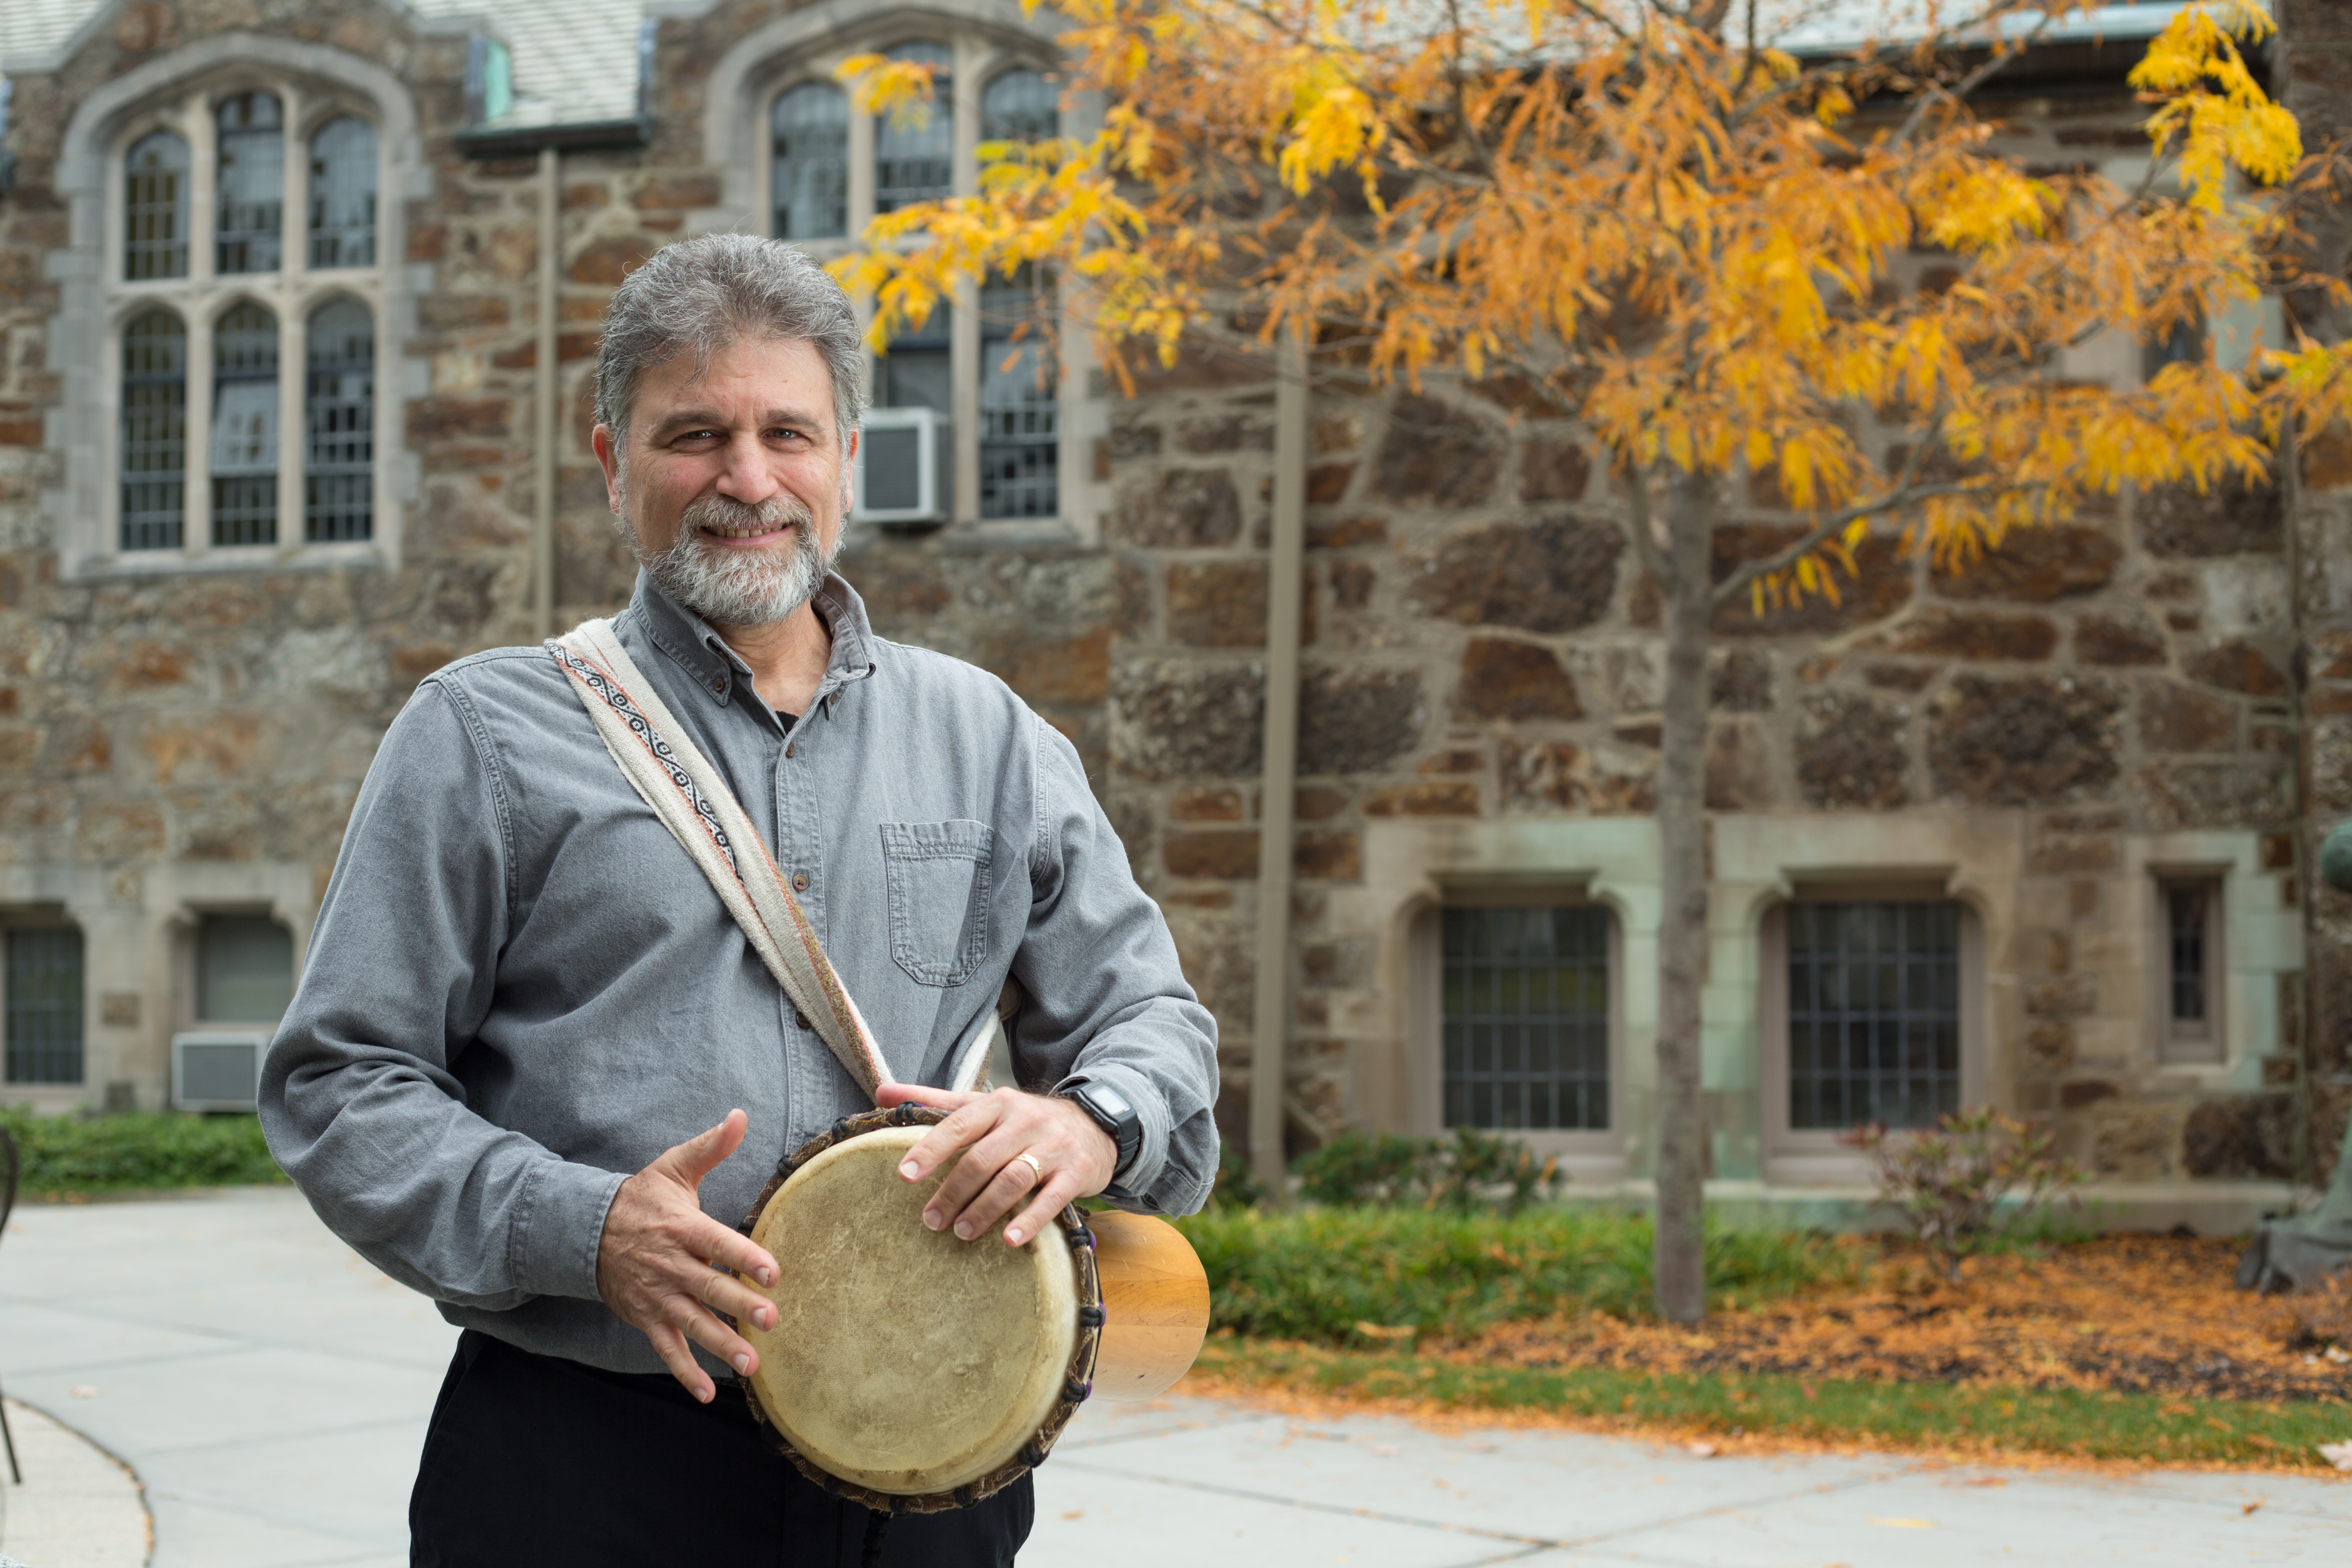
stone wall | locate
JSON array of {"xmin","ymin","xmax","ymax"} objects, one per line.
[{"xmin": 0, "ymin": 0, "xmax": 2332, "ymax": 1200}]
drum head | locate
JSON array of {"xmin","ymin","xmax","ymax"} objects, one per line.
[{"xmin": 742, "ymin": 1125, "xmax": 1079, "ymax": 1497}]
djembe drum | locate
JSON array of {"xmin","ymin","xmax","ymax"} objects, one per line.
[{"xmin": 736, "ymin": 1103, "xmax": 1209, "ymax": 1514}]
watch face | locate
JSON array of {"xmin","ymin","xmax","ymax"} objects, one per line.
[{"xmin": 1089, "ymin": 1084, "xmax": 1132, "ymax": 1119}]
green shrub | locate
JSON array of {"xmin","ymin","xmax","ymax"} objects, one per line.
[
  {"xmin": 1293, "ymin": 1128, "xmax": 1565, "ymax": 1213},
  {"xmin": 1174, "ymin": 1204, "xmax": 1852, "ymax": 1344},
  {"xmin": 0, "ymin": 1108, "xmax": 287, "ymax": 1194}
]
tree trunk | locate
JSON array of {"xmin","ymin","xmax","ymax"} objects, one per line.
[{"xmin": 1651, "ymin": 469, "xmax": 1717, "ymax": 1323}]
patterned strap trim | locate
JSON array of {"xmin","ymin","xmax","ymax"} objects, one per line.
[{"xmin": 548, "ymin": 639, "xmax": 739, "ymax": 876}]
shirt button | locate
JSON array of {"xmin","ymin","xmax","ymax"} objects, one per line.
[
  {"xmin": 793, "ymin": 873, "xmax": 809, "ymax": 893},
  {"xmin": 785, "ymin": 743, "xmax": 795, "ymax": 758},
  {"xmin": 794, "ymin": 1010, "xmax": 811, "ymax": 1031},
  {"xmin": 710, "ymin": 678, "xmax": 726, "ymax": 694}
]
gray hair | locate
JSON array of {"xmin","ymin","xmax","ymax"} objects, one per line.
[{"xmin": 594, "ymin": 232, "xmax": 867, "ymax": 453}]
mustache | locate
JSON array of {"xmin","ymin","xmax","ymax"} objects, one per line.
[{"xmin": 675, "ymin": 489, "xmax": 815, "ymax": 539}]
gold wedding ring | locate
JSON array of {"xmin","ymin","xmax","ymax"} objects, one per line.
[{"xmin": 1016, "ymin": 1151, "xmax": 1044, "ymax": 1183}]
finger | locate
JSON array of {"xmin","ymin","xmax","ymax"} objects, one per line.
[
  {"xmin": 1003, "ymin": 1171, "xmax": 1087, "ymax": 1249},
  {"xmin": 661, "ymin": 1109, "xmax": 750, "ymax": 1188},
  {"xmin": 947, "ymin": 1146, "xmax": 1044, "ymax": 1241},
  {"xmin": 645, "ymin": 1318, "xmax": 717, "ymax": 1403},
  {"xmin": 688, "ymin": 1216, "xmax": 781, "ymax": 1291},
  {"xmin": 671, "ymin": 1293, "xmax": 761, "ymax": 1379},
  {"xmin": 922, "ymin": 1117, "xmax": 1031, "ymax": 1232},
  {"xmin": 875, "ymin": 1082, "xmax": 979, "ymax": 1112},
  {"xmin": 696, "ymin": 1270, "xmax": 779, "ymax": 1333},
  {"xmin": 899, "ymin": 1094, "xmax": 1007, "ymax": 1186}
]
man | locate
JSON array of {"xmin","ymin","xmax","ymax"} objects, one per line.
[{"xmin": 261, "ymin": 233, "xmax": 1219, "ymax": 1566}]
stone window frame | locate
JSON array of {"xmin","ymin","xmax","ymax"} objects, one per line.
[
  {"xmin": 45, "ymin": 35, "xmax": 422, "ymax": 583},
  {"xmin": 1405, "ymin": 884, "xmax": 1629, "ymax": 1177},
  {"xmin": 700, "ymin": 0, "xmax": 1109, "ymax": 546},
  {"xmin": 1756, "ymin": 879, "xmax": 1989, "ymax": 1185},
  {"xmin": 2149, "ymin": 864, "xmax": 2230, "ymax": 1067}
]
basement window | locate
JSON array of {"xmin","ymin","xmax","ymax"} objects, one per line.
[{"xmin": 2158, "ymin": 877, "xmax": 2224, "ymax": 1064}]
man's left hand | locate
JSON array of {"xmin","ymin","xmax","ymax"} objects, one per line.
[{"xmin": 875, "ymin": 1083, "xmax": 1117, "ymax": 1247}]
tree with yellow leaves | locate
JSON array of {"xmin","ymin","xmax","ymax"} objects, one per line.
[{"xmin": 840, "ymin": 0, "xmax": 2352, "ymax": 1320}]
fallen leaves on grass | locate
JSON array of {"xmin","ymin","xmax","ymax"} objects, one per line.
[{"xmin": 1462, "ymin": 1235, "xmax": 2352, "ymax": 1404}]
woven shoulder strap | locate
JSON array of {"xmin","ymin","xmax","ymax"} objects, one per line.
[{"xmin": 547, "ymin": 619, "xmax": 1007, "ymax": 1098}]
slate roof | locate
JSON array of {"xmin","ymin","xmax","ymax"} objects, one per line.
[
  {"xmin": 0, "ymin": 0, "xmax": 655, "ymax": 132},
  {"xmin": 0, "ymin": 0, "xmax": 2205, "ymax": 139}
]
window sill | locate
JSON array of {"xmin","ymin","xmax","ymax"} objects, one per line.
[
  {"xmin": 843, "ymin": 517, "xmax": 1082, "ymax": 554},
  {"xmin": 66, "ymin": 539, "xmax": 388, "ymax": 581}
]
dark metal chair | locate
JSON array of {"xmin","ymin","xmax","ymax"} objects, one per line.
[{"xmin": 0, "ymin": 1123, "xmax": 19, "ymax": 1482}]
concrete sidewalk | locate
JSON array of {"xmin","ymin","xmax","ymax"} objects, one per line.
[{"xmin": 0, "ymin": 1188, "xmax": 2345, "ymax": 1566}]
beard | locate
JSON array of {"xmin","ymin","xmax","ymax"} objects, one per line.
[{"xmin": 623, "ymin": 489, "xmax": 836, "ymax": 628}]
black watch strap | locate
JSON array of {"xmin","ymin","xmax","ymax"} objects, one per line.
[{"xmin": 1060, "ymin": 1080, "xmax": 1142, "ymax": 1178}]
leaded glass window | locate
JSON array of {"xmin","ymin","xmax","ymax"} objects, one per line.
[
  {"xmin": 211, "ymin": 303, "xmax": 279, "ymax": 545},
  {"xmin": 5, "ymin": 927, "xmax": 85, "ymax": 1085},
  {"xmin": 305, "ymin": 298, "xmax": 373, "ymax": 542},
  {"xmin": 772, "ymin": 82, "xmax": 849, "ymax": 240},
  {"xmin": 308, "ymin": 115, "xmax": 377, "ymax": 268},
  {"xmin": 216, "ymin": 91, "xmax": 284, "ymax": 274},
  {"xmin": 1786, "ymin": 902, "xmax": 1960, "ymax": 1131},
  {"xmin": 1441, "ymin": 906, "xmax": 1610, "ymax": 1131},
  {"xmin": 2160, "ymin": 878, "xmax": 2221, "ymax": 1060},
  {"xmin": 125, "ymin": 131, "xmax": 191, "ymax": 280},
  {"xmin": 120, "ymin": 309, "xmax": 187, "ymax": 551},
  {"xmin": 875, "ymin": 42, "xmax": 954, "ymax": 214},
  {"xmin": 875, "ymin": 300, "xmax": 952, "ymax": 415},
  {"xmin": 980, "ymin": 66, "xmax": 1057, "ymax": 145},
  {"xmin": 197, "ymin": 914, "xmax": 294, "ymax": 1025},
  {"xmin": 980, "ymin": 268, "xmax": 1056, "ymax": 518}
]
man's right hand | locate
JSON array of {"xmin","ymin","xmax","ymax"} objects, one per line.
[{"xmin": 596, "ymin": 1109, "xmax": 782, "ymax": 1403}]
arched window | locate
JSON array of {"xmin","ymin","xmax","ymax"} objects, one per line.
[
  {"xmin": 980, "ymin": 66, "xmax": 1057, "ymax": 144},
  {"xmin": 216, "ymin": 91, "xmax": 284, "ymax": 274},
  {"xmin": 875, "ymin": 41, "xmax": 954, "ymax": 214},
  {"xmin": 773, "ymin": 82, "xmax": 849, "ymax": 241},
  {"xmin": 305, "ymin": 298, "xmax": 374, "ymax": 542},
  {"xmin": 120, "ymin": 309, "xmax": 187, "ymax": 551},
  {"xmin": 211, "ymin": 302, "xmax": 280, "ymax": 545},
  {"xmin": 307, "ymin": 115, "xmax": 376, "ymax": 268},
  {"xmin": 124, "ymin": 131, "xmax": 192, "ymax": 281}
]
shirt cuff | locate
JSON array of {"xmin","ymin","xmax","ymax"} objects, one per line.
[
  {"xmin": 1054, "ymin": 1061, "xmax": 1167, "ymax": 1200},
  {"xmin": 511, "ymin": 1158, "xmax": 630, "ymax": 1301}
]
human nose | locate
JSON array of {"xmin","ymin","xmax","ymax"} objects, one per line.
[{"xmin": 713, "ymin": 433, "xmax": 781, "ymax": 505}]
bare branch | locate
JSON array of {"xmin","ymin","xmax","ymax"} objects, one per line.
[{"xmin": 1706, "ymin": 435, "xmax": 1933, "ymax": 609}]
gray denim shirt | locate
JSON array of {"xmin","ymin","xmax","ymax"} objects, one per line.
[{"xmin": 261, "ymin": 570, "xmax": 1219, "ymax": 1375}]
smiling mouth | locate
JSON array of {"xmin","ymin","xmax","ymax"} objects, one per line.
[{"xmin": 701, "ymin": 521, "xmax": 793, "ymax": 540}]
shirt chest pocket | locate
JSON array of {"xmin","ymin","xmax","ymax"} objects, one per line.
[{"xmin": 879, "ymin": 820, "xmax": 995, "ymax": 987}]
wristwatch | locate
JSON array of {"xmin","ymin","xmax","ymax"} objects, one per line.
[{"xmin": 1057, "ymin": 1080, "xmax": 1141, "ymax": 1181}]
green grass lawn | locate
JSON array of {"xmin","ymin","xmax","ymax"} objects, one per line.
[
  {"xmin": 1174, "ymin": 1203, "xmax": 1857, "ymax": 1342},
  {"xmin": 1193, "ymin": 1338, "xmax": 2352, "ymax": 1470},
  {"xmin": 2, "ymin": 1108, "xmax": 287, "ymax": 1196}
]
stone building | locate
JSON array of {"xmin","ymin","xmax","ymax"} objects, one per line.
[{"xmin": 0, "ymin": 0, "xmax": 2347, "ymax": 1223}]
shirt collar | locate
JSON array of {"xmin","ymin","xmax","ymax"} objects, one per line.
[{"xmin": 628, "ymin": 569, "xmax": 880, "ymax": 716}]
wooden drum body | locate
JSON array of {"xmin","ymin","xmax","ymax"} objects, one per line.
[{"xmin": 736, "ymin": 1104, "xmax": 1209, "ymax": 1513}]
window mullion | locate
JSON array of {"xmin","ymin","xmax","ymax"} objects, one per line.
[
  {"xmin": 951, "ymin": 40, "xmax": 982, "ymax": 526},
  {"xmin": 184, "ymin": 309, "xmax": 214, "ymax": 555},
  {"xmin": 187, "ymin": 89, "xmax": 218, "ymax": 286},
  {"xmin": 279, "ymin": 299, "xmax": 307, "ymax": 546},
  {"xmin": 283, "ymin": 85, "xmax": 308, "ymax": 283}
]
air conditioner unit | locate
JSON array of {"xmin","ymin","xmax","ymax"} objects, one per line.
[
  {"xmin": 172, "ymin": 1029, "xmax": 269, "ymax": 1112},
  {"xmin": 854, "ymin": 406, "xmax": 947, "ymax": 526}
]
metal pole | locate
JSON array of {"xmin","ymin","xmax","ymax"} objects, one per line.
[
  {"xmin": 1249, "ymin": 327, "xmax": 1310, "ymax": 1203},
  {"xmin": 531, "ymin": 146, "xmax": 560, "ymax": 641}
]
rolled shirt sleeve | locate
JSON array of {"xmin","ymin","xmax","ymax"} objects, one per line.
[
  {"xmin": 260, "ymin": 681, "xmax": 623, "ymax": 1310},
  {"xmin": 1015, "ymin": 715, "xmax": 1220, "ymax": 1216}
]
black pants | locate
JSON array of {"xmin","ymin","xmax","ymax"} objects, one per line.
[{"xmin": 411, "ymin": 1330, "xmax": 1033, "ymax": 1567}]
